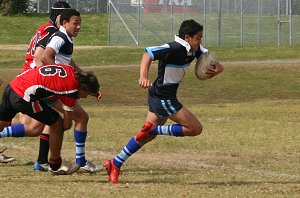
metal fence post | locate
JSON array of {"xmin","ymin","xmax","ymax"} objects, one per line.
[
  {"xmin": 289, "ymin": 0, "xmax": 292, "ymax": 45},
  {"xmin": 108, "ymin": 0, "xmax": 111, "ymax": 46},
  {"xmin": 240, "ymin": 0, "xmax": 244, "ymax": 46},
  {"xmin": 217, "ymin": 0, "xmax": 221, "ymax": 45},
  {"xmin": 203, "ymin": 0, "xmax": 206, "ymax": 46}
]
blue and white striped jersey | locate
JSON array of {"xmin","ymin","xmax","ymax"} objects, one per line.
[{"xmin": 146, "ymin": 35, "xmax": 207, "ymax": 98}]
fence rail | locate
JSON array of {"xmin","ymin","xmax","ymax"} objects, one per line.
[{"xmin": 108, "ymin": 0, "xmax": 300, "ymax": 46}]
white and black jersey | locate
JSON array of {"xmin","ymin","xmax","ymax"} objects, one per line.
[{"xmin": 46, "ymin": 26, "xmax": 73, "ymax": 65}]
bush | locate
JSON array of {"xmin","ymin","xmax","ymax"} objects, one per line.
[{"xmin": 0, "ymin": 0, "xmax": 28, "ymax": 16}]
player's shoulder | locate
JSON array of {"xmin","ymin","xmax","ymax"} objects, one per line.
[
  {"xmin": 43, "ymin": 22, "xmax": 58, "ymax": 34},
  {"xmin": 168, "ymin": 41, "xmax": 182, "ymax": 48},
  {"xmin": 37, "ymin": 22, "xmax": 55, "ymax": 32},
  {"xmin": 51, "ymin": 30, "xmax": 68, "ymax": 40},
  {"xmin": 167, "ymin": 41, "xmax": 184, "ymax": 52}
]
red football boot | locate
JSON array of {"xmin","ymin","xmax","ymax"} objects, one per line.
[
  {"xmin": 104, "ymin": 159, "xmax": 120, "ymax": 184},
  {"xmin": 135, "ymin": 121, "xmax": 156, "ymax": 142}
]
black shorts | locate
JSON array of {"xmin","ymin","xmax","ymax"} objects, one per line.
[
  {"xmin": 0, "ymin": 85, "xmax": 59, "ymax": 125},
  {"xmin": 148, "ymin": 93, "xmax": 183, "ymax": 120}
]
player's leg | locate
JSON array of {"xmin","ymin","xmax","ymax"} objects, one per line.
[
  {"xmin": 0, "ymin": 89, "xmax": 45, "ymax": 163},
  {"xmin": 0, "ymin": 121, "xmax": 16, "ymax": 163},
  {"xmin": 51, "ymin": 101, "xmax": 102, "ymax": 173},
  {"xmin": 34, "ymin": 125, "xmax": 50, "ymax": 171},
  {"xmin": 8, "ymin": 111, "xmax": 49, "ymax": 170},
  {"xmin": 139, "ymin": 107, "xmax": 203, "ymax": 138},
  {"xmin": 71, "ymin": 104, "xmax": 103, "ymax": 173},
  {"xmin": 31, "ymin": 106, "xmax": 79, "ymax": 175},
  {"xmin": 0, "ymin": 86, "xmax": 23, "ymax": 163},
  {"xmin": 18, "ymin": 113, "xmax": 32, "ymax": 125},
  {"xmin": 104, "ymin": 97, "xmax": 202, "ymax": 184},
  {"xmin": 0, "ymin": 119, "xmax": 45, "ymax": 138},
  {"xmin": 168, "ymin": 106, "xmax": 202, "ymax": 136},
  {"xmin": 33, "ymin": 98, "xmax": 60, "ymax": 171},
  {"xmin": 104, "ymin": 111, "xmax": 167, "ymax": 184},
  {"xmin": 137, "ymin": 98, "xmax": 202, "ymax": 138}
]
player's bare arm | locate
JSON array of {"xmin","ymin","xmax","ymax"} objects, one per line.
[
  {"xmin": 139, "ymin": 53, "xmax": 153, "ymax": 89},
  {"xmin": 42, "ymin": 47, "xmax": 56, "ymax": 65},
  {"xmin": 0, "ymin": 78, "xmax": 3, "ymax": 86},
  {"xmin": 70, "ymin": 59, "xmax": 83, "ymax": 73},
  {"xmin": 33, "ymin": 47, "xmax": 46, "ymax": 67}
]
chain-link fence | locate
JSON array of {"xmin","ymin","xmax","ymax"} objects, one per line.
[
  {"xmin": 28, "ymin": 0, "xmax": 107, "ymax": 13},
  {"xmin": 108, "ymin": 0, "xmax": 300, "ymax": 46}
]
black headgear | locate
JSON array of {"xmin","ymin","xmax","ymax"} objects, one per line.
[{"xmin": 50, "ymin": 1, "xmax": 71, "ymax": 26}]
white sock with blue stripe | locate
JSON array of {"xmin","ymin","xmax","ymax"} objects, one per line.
[
  {"xmin": 0, "ymin": 124, "xmax": 25, "ymax": 138},
  {"xmin": 113, "ymin": 137, "xmax": 141, "ymax": 169},
  {"xmin": 74, "ymin": 130, "xmax": 87, "ymax": 167},
  {"xmin": 150, "ymin": 124, "xmax": 183, "ymax": 136}
]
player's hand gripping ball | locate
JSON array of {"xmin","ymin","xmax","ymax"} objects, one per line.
[{"xmin": 195, "ymin": 51, "xmax": 217, "ymax": 80}]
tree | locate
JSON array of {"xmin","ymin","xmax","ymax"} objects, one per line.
[{"xmin": 0, "ymin": 0, "xmax": 28, "ymax": 16}]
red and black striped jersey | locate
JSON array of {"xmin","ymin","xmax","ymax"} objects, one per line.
[
  {"xmin": 11, "ymin": 64, "xmax": 79, "ymax": 111},
  {"xmin": 22, "ymin": 22, "xmax": 58, "ymax": 72}
]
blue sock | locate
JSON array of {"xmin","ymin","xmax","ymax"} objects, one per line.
[
  {"xmin": 150, "ymin": 124, "xmax": 183, "ymax": 137},
  {"xmin": 0, "ymin": 124, "xmax": 25, "ymax": 138},
  {"xmin": 113, "ymin": 137, "xmax": 141, "ymax": 169},
  {"xmin": 74, "ymin": 130, "xmax": 87, "ymax": 167}
]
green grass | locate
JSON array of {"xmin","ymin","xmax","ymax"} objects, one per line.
[
  {"xmin": 0, "ymin": 12, "xmax": 300, "ymax": 198},
  {"xmin": 0, "ymin": 13, "xmax": 108, "ymax": 45},
  {"xmin": 2, "ymin": 13, "xmax": 300, "ymax": 46},
  {"xmin": 0, "ymin": 63, "xmax": 300, "ymax": 197},
  {"xmin": 0, "ymin": 44, "xmax": 300, "ymax": 69}
]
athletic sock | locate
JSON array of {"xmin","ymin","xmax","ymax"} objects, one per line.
[
  {"xmin": 0, "ymin": 124, "xmax": 25, "ymax": 138},
  {"xmin": 150, "ymin": 124, "xmax": 183, "ymax": 137},
  {"xmin": 74, "ymin": 129, "xmax": 87, "ymax": 167},
  {"xmin": 37, "ymin": 133, "xmax": 50, "ymax": 164},
  {"xmin": 49, "ymin": 157, "xmax": 62, "ymax": 171},
  {"xmin": 113, "ymin": 137, "xmax": 141, "ymax": 169}
]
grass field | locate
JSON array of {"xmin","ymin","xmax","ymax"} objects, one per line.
[
  {"xmin": 0, "ymin": 12, "xmax": 300, "ymax": 198},
  {"xmin": 0, "ymin": 61, "xmax": 299, "ymax": 198}
]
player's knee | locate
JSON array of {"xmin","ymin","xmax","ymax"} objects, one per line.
[
  {"xmin": 74, "ymin": 110, "xmax": 89, "ymax": 124},
  {"xmin": 190, "ymin": 123, "xmax": 203, "ymax": 136},
  {"xmin": 81, "ymin": 111, "xmax": 89, "ymax": 123},
  {"xmin": 27, "ymin": 126, "xmax": 43, "ymax": 136}
]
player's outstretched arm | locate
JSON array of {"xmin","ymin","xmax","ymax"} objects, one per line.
[
  {"xmin": 34, "ymin": 47, "xmax": 46, "ymax": 67},
  {"xmin": 0, "ymin": 78, "xmax": 3, "ymax": 86},
  {"xmin": 139, "ymin": 53, "xmax": 153, "ymax": 89},
  {"xmin": 70, "ymin": 59, "xmax": 83, "ymax": 73}
]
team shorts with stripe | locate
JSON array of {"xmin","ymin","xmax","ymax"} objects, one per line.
[
  {"xmin": 0, "ymin": 85, "xmax": 59, "ymax": 125},
  {"xmin": 148, "ymin": 93, "xmax": 183, "ymax": 120}
]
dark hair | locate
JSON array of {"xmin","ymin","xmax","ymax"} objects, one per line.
[
  {"xmin": 75, "ymin": 71, "xmax": 100, "ymax": 95},
  {"xmin": 50, "ymin": 1, "xmax": 71, "ymax": 26},
  {"xmin": 178, "ymin": 19, "xmax": 203, "ymax": 39},
  {"xmin": 60, "ymin": 9, "xmax": 80, "ymax": 25}
]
